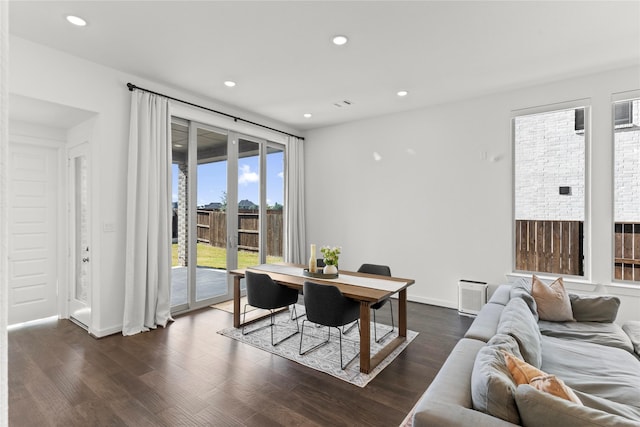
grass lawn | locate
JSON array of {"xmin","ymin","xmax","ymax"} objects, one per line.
[{"xmin": 172, "ymin": 243, "xmax": 283, "ymax": 269}]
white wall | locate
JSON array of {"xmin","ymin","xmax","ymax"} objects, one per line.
[
  {"xmin": 9, "ymin": 36, "xmax": 298, "ymax": 336},
  {"xmin": 304, "ymin": 65, "xmax": 640, "ymax": 324}
]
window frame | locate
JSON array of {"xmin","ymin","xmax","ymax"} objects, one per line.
[
  {"xmin": 611, "ymin": 90, "xmax": 640, "ymax": 285},
  {"xmin": 511, "ymin": 99, "xmax": 591, "ymax": 279}
]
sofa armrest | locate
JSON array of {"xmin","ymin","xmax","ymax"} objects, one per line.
[{"xmin": 412, "ymin": 338, "xmax": 519, "ymax": 427}]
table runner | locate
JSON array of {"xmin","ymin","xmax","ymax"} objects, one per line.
[{"xmin": 249, "ymin": 263, "xmax": 407, "ymax": 293}]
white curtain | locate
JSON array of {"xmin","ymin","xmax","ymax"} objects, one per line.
[
  {"xmin": 123, "ymin": 91, "xmax": 172, "ymax": 336},
  {"xmin": 0, "ymin": 0, "xmax": 9, "ymax": 422},
  {"xmin": 284, "ymin": 136, "xmax": 306, "ymax": 263}
]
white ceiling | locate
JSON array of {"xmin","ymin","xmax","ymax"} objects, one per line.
[{"xmin": 8, "ymin": 1, "xmax": 640, "ymax": 132}]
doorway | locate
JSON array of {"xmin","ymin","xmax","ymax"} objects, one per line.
[{"xmin": 8, "ymin": 94, "xmax": 96, "ymax": 329}]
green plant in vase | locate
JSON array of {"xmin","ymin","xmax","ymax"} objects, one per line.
[{"xmin": 320, "ymin": 246, "xmax": 341, "ymax": 275}]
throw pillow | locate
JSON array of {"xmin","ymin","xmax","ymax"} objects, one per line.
[
  {"xmin": 531, "ymin": 275, "xmax": 574, "ymax": 322},
  {"xmin": 529, "ymin": 375, "xmax": 582, "ymax": 405},
  {"xmin": 502, "ymin": 350, "xmax": 582, "ymax": 405},
  {"xmin": 501, "ymin": 350, "xmax": 545, "ymax": 384},
  {"xmin": 569, "ymin": 294, "xmax": 620, "ymax": 322}
]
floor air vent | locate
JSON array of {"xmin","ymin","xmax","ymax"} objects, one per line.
[{"xmin": 458, "ymin": 280, "xmax": 488, "ymax": 316}]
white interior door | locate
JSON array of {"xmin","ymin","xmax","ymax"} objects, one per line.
[
  {"xmin": 8, "ymin": 142, "xmax": 59, "ymax": 325},
  {"xmin": 68, "ymin": 143, "xmax": 91, "ymax": 328}
]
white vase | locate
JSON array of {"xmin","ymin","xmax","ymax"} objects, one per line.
[{"xmin": 323, "ymin": 264, "xmax": 338, "ymax": 275}]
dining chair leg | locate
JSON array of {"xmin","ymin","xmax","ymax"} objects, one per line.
[
  {"xmin": 373, "ymin": 302, "xmax": 394, "ymax": 343},
  {"xmin": 339, "ymin": 331, "xmax": 360, "ymax": 370},
  {"xmin": 299, "ymin": 320, "xmax": 331, "ymax": 356}
]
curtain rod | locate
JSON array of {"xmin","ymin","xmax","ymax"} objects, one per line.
[{"xmin": 126, "ymin": 83, "xmax": 304, "ymax": 140}]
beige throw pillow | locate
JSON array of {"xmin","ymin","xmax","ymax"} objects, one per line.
[
  {"xmin": 501, "ymin": 350, "xmax": 545, "ymax": 385},
  {"xmin": 502, "ymin": 350, "xmax": 583, "ymax": 406},
  {"xmin": 532, "ymin": 275, "xmax": 574, "ymax": 322},
  {"xmin": 530, "ymin": 375, "xmax": 583, "ymax": 405}
]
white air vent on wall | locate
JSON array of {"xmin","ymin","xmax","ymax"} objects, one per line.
[{"xmin": 458, "ymin": 280, "xmax": 488, "ymax": 316}]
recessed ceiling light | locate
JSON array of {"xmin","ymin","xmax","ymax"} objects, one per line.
[
  {"xmin": 66, "ymin": 15, "xmax": 87, "ymax": 27},
  {"xmin": 303, "ymin": 113, "xmax": 312, "ymax": 119},
  {"xmin": 397, "ymin": 90, "xmax": 409, "ymax": 97},
  {"xmin": 224, "ymin": 81, "xmax": 236, "ymax": 87},
  {"xmin": 332, "ymin": 35, "xmax": 348, "ymax": 46}
]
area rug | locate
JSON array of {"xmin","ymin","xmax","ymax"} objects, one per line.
[{"xmin": 218, "ymin": 305, "xmax": 418, "ymax": 387}]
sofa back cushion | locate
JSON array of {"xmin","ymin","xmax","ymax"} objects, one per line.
[
  {"xmin": 569, "ymin": 294, "xmax": 620, "ymax": 323},
  {"xmin": 509, "ymin": 277, "xmax": 538, "ymax": 319},
  {"xmin": 515, "ymin": 385, "xmax": 640, "ymax": 427},
  {"xmin": 497, "ymin": 296, "xmax": 543, "ymax": 368},
  {"xmin": 471, "ymin": 334, "xmax": 523, "ymax": 424}
]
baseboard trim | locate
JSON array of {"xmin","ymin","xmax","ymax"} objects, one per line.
[
  {"xmin": 91, "ymin": 324, "xmax": 122, "ymax": 339},
  {"xmin": 407, "ymin": 295, "xmax": 457, "ymax": 310}
]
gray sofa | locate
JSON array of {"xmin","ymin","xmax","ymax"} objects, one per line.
[{"xmin": 411, "ymin": 277, "xmax": 640, "ymax": 427}]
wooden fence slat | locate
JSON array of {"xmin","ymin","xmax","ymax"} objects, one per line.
[
  {"xmin": 613, "ymin": 222, "xmax": 640, "ymax": 282},
  {"xmin": 515, "ymin": 219, "xmax": 584, "ymax": 276},
  {"xmin": 192, "ymin": 209, "xmax": 283, "ymax": 257}
]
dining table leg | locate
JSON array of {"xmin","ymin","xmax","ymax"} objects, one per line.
[
  {"xmin": 399, "ymin": 288, "xmax": 407, "ymax": 337},
  {"xmin": 359, "ymin": 301, "xmax": 371, "ymax": 374},
  {"xmin": 233, "ymin": 275, "xmax": 241, "ymax": 328}
]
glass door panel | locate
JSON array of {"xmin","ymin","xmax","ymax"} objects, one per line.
[
  {"xmin": 195, "ymin": 127, "xmax": 228, "ymax": 302},
  {"xmin": 68, "ymin": 143, "xmax": 91, "ymax": 327},
  {"xmin": 237, "ymin": 137, "xmax": 261, "ymax": 269},
  {"xmin": 171, "ymin": 122, "xmax": 189, "ymax": 310},
  {"xmin": 266, "ymin": 144, "xmax": 285, "ymax": 264}
]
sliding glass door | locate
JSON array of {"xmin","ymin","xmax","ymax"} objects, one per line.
[{"xmin": 170, "ymin": 120, "xmax": 285, "ymax": 313}]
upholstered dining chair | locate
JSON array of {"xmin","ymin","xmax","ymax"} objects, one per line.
[
  {"xmin": 357, "ymin": 263, "xmax": 394, "ymax": 343},
  {"xmin": 299, "ymin": 281, "xmax": 360, "ymax": 370},
  {"xmin": 242, "ymin": 270, "xmax": 300, "ymax": 346}
]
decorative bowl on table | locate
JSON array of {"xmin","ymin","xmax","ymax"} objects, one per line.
[{"xmin": 302, "ymin": 268, "xmax": 338, "ymax": 279}]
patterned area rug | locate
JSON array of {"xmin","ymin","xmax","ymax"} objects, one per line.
[{"xmin": 218, "ymin": 305, "xmax": 418, "ymax": 387}]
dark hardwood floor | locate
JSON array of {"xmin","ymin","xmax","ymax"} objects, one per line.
[{"xmin": 8, "ymin": 301, "xmax": 473, "ymax": 426}]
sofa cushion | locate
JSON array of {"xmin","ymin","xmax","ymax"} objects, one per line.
[
  {"xmin": 509, "ymin": 277, "xmax": 538, "ymax": 319},
  {"xmin": 532, "ymin": 275, "xmax": 574, "ymax": 322},
  {"xmin": 515, "ymin": 385, "xmax": 640, "ymax": 427},
  {"xmin": 497, "ymin": 297, "xmax": 543, "ymax": 368},
  {"xmin": 570, "ymin": 294, "xmax": 620, "ymax": 323},
  {"xmin": 622, "ymin": 321, "xmax": 640, "ymax": 355},
  {"xmin": 471, "ymin": 334, "xmax": 523, "ymax": 424},
  {"xmin": 575, "ymin": 389, "xmax": 640, "ymax": 422},
  {"xmin": 541, "ymin": 335, "xmax": 640, "ymax": 415},
  {"xmin": 464, "ymin": 302, "xmax": 505, "ymax": 342},
  {"xmin": 489, "ymin": 285, "xmax": 511, "ymax": 306},
  {"xmin": 538, "ymin": 320, "xmax": 634, "ymax": 353}
]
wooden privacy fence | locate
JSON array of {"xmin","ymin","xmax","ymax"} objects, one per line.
[
  {"xmin": 615, "ymin": 222, "xmax": 640, "ymax": 282},
  {"xmin": 195, "ymin": 209, "xmax": 283, "ymax": 257},
  {"xmin": 515, "ymin": 220, "xmax": 584, "ymax": 276}
]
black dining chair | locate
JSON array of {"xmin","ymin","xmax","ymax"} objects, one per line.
[
  {"xmin": 358, "ymin": 263, "xmax": 394, "ymax": 343},
  {"xmin": 242, "ymin": 270, "xmax": 300, "ymax": 346},
  {"xmin": 299, "ymin": 281, "xmax": 360, "ymax": 370}
]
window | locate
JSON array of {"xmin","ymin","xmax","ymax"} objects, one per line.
[
  {"xmin": 514, "ymin": 106, "xmax": 586, "ymax": 276},
  {"xmin": 613, "ymin": 97, "xmax": 640, "ymax": 282}
]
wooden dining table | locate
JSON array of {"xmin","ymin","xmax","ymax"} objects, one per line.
[{"xmin": 228, "ymin": 263, "xmax": 415, "ymax": 374}]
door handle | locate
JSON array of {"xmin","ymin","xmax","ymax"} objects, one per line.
[{"xmin": 82, "ymin": 257, "xmax": 90, "ymax": 263}]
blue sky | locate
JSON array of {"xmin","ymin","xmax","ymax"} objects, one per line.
[{"xmin": 172, "ymin": 151, "xmax": 283, "ymax": 207}]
